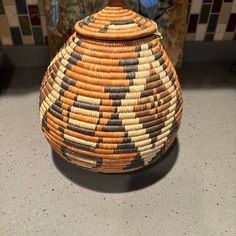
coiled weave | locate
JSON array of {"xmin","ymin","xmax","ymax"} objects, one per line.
[{"xmin": 40, "ymin": 0, "xmax": 183, "ymax": 173}]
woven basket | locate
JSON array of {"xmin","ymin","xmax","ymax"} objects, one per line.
[{"xmin": 39, "ymin": 0, "xmax": 183, "ymax": 173}]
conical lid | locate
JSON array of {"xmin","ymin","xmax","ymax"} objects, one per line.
[{"xmin": 75, "ymin": 0, "xmax": 157, "ymax": 40}]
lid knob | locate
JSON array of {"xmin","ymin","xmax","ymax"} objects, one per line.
[{"xmin": 108, "ymin": 0, "xmax": 124, "ymax": 6}]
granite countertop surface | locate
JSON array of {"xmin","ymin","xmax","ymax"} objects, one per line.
[{"xmin": 0, "ymin": 62, "xmax": 235, "ymax": 236}]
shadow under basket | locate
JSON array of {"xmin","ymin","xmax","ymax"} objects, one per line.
[{"xmin": 39, "ymin": 0, "xmax": 183, "ymax": 173}]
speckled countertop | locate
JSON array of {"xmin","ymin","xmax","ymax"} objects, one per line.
[{"xmin": 0, "ymin": 62, "xmax": 236, "ymax": 236}]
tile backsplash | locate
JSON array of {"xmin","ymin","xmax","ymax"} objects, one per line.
[
  {"xmin": 0, "ymin": 0, "xmax": 47, "ymax": 45},
  {"xmin": 0, "ymin": 0, "xmax": 235, "ymax": 45},
  {"xmin": 187, "ymin": 0, "xmax": 236, "ymax": 41}
]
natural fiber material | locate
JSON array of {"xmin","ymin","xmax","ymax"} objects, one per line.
[
  {"xmin": 40, "ymin": 0, "xmax": 183, "ymax": 173},
  {"xmin": 75, "ymin": 0, "xmax": 157, "ymax": 40}
]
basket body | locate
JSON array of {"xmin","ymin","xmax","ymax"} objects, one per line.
[{"xmin": 40, "ymin": 1, "xmax": 183, "ymax": 173}]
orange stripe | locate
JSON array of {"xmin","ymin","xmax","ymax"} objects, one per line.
[
  {"xmin": 60, "ymin": 96, "xmax": 74, "ymax": 106},
  {"xmin": 64, "ymin": 90, "xmax": 75, "ymax": 100},
  {"xmin": 44, "ymin": 128, "xmax": 135, "ymax": 159},
  {"xmin": 99, "ymin": 105, "xmax": 115, "ymax": 112},
  {"xmin": 46, "ymin": 114, "xmax": 99, "ymax": 143},
  {"xmin": 99, "ymin": 143, "xmax": 118, "ymax": 149},
  {"xmin": 98, "ymin": 118, "xmax": 108, "ymax": 125},
  {"xmin": 95, "ymin": 130, "xmax": 124, "ymax": 138}
]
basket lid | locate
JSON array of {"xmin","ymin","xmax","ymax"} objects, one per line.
[{"xmin": 75, "ymin": 0, "xmax": 157, "ymax": 41}]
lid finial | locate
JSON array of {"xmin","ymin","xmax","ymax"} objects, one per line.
[{"xmin": 108, "ymin": 0, "xmax": 124, "ymax": 6}]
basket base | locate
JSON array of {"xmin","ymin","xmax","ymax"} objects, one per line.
[{"xmin": 52, "ymin": 136, "xmax": 177, "ymax": 174}]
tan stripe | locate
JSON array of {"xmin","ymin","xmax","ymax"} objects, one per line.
[
  {"xmin": 108, "ymin": 23, "xmax": 138, "ymax": 29},
  {"xmin": 64, "ymin": 134, "xmax": 97, "ymax": 148}
]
